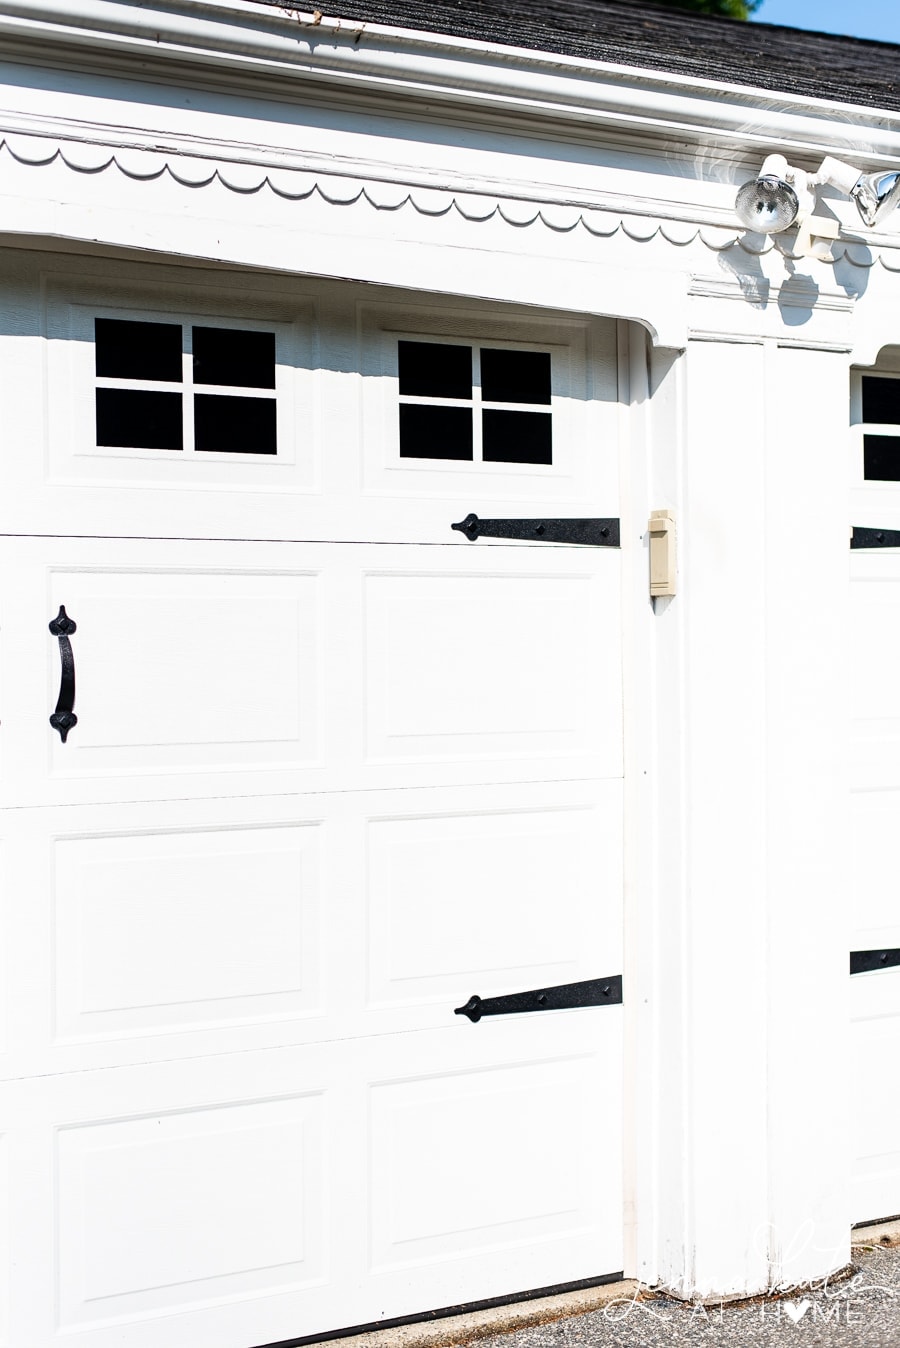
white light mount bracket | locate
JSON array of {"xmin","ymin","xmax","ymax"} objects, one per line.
[{"xmin": 794, "ymin": 211, "xmax": 840, "ymax": 261}]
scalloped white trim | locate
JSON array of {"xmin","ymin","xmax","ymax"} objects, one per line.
[{"xmin": 0, "ymin": 134, "xmax": 889, "ymax": 270}]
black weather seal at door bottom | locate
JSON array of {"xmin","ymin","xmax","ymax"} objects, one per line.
[{"xmin": 251, "ymin": 1271, "xmax": 625, "ymax": 1348}]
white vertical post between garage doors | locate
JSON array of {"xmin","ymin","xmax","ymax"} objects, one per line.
[{"xmin": 631, "ymin": 335, "xmax": 850, "ymax": 1299}]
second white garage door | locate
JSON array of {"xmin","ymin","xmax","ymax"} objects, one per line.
[{"xmin": 850, "ymin": 359, "xmax": 900, "ymax": 1225}]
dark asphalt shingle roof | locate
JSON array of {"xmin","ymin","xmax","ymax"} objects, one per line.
[{"xmin": 268, "ymin": 0, "xmax": 900, "ymax": 113}]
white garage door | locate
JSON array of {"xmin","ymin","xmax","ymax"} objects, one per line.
[
  {"xmin": 0, "ymin": 262, "xmax": 625, "ymax": 1347},
  {"xmin": 850, "ymin": 362, "xmax": 900, "ymax": 1225}
]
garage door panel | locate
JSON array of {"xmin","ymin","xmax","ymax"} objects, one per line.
[
  {"xmin": 363, "ymin": 1018, "xmax": 623, "ymax": 1315},
  {"xmin": 0, "ymin": 544, "xmax": 330, "ymax": 805},
  {"xmin": 364, "ymin": 567, "xmax": 621, "ymax": 768},
  {"xmin": 850, "ymin": 1017, "xmax": 900, "ymax": 1224},
  {"xmin": 0, "ymin": 841, "xmax": 7, "ymax": 1067},
  {"xmin": 850, "ymin": 572, "xmax": 900, "ymax": 721},
  {"xmin": 368, "ymin": 1049, "xmax": 619, "ymax": 1271},
  {"xmin": 49, "ymin": 570, "xmax": 318, "ymax": 773},
  {"xmin": 2, "ymin": 1023, "xmax": 620, "ymax": 1348},
  {"xmin": 2, "ymin": 780, "xmax": 617, "ymax": 1079},
  {"xmin": 366, "ymin": 788, "xmax": 623, "ymax": 1008},
  {"xmin": 850, "ymin": 556, "xmax": 900, "ymax": 788},
  {"xmin": 53, "ymin": 823, "xmax": 322, "ymax": 1043},
  {"xmin": 851, "ymin": 796, "xmax": 900, "ymax": 944},
  {"xmin": 1, "ymin": 540, "xmax": 618, "ymax": 808},
  {"xmin": 56, "ymin": 1094, "xmax": 324, "ymax": 1329},
  {"xmin": 2, "ymin": 1050, "xmax": 358, "ymax": 1348},
  {"xmin": 0, "ymin": 1130, "xmax": 8, "ymax": 1348},
  {"xmin": 1, "ymin": 798, "xmax": 341, "ymax": 1080},
  {"xmin": 851, "ymin": 972, "xmax": 900, "ymax": 1025}
]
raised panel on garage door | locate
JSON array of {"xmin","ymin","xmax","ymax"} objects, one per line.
[{"xmin": 850, "ymin": 364, "xmax": 900, "ymax": 1224}]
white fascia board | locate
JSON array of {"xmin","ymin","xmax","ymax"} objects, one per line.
[{"xmin": 4, "ymin": 0, "xmax": 900, "ymax": 166}]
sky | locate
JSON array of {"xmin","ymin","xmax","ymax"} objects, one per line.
[{"xmin": 752, "ymin": 0, "xmax": 900, "ymax": 42}]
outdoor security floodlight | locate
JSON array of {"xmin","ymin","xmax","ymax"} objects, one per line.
[
  {"xmin": 734, "ymin": 154, "xmax": 804, "ymax": 234},
  {"xmin": 734, "ymin": 153, "xmax": 900, "ymax": 239},
  {"xmin": 816, "ymin": 156, "xmax": 900, "ymax": 228},
  {"xmin": 855, "ymin": 171, "xmax": 900, "ymax": 227}
]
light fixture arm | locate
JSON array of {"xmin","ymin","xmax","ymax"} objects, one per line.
[{"xmin": 813, "ymin": 156, "xmax": 864, "ymax": 197}]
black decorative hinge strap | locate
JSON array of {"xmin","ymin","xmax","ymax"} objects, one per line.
[
  {"xmin": 454, "ymin": 975, "xmax": 623, "ymax": 1022},
  {"xmin": 851, "ymin": 527, "xmax": 900, "ymax": 549},
  {"xmin": 452, "ymin": 514, "xmax": 620, "ymax": 547},
  {"xmin": 48, "ymin": 605, "xmax": 77, "ymax": 743},
  {"xmin": 850, "ymin": 948, "xmax": 900, "ymax": 974}
]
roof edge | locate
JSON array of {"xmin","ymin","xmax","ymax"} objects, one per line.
[{"xmin": 4, "ymin": 0, "xmax": 900, "ymax": 164}]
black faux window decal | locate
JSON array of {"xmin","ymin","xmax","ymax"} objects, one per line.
[
  {"xmin": 400, "ymin": 404, "xmax": 473, "ymax": 460},
  {"xmin": 399, "ymin": 341, "xmax": 472, "ymax": 399},
  {"xmin": 481, "ymin": 349, "xmax": 551, "ymax": 405},
  {"xmin": 195, "ymin": 395, "xmax": 277, "ymax": 454},
  {"xmin": 193, "ymin": 327, "xmax": 276, "ymax": 389},
  {"xmin": 95, "ymin": 318, "xmax": 182, "ymax": 382},
  {"xmin": 863, "ymin": 376, "xmax": 900, "ymax": 426},
  {"xmin": 93, "ymin": 318, "xmax": 277, "ymax": 455},
  {"xmin": 96, "ymin": 389, "xmax": 183, "ymax": 451},
  {"xmin": 864, "ymin": 435, "xmax": 900, "ymax": 481},
  {"xmin": 862, "ymin": 376, "xmax": 900, "ymax": 480},
  {"xmin": 483, "ymin": 409, "xmax": 552, "ymax": 465},
  {"xmin": 397, "ymin": 340, "xmax": 553, "ymax": 465}
]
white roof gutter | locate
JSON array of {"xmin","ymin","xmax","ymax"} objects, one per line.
[{"xmin": 3, "ymin": 0, "xmax": 900, "ymax": 168}]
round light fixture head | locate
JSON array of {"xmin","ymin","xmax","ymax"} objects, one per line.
[
  {"xmin": 852, "ymin": 170, "xmax": 900, "ymax": 228},
  {"xmin": 735, "ymin": 174, "xmax": 800, "ymax": 234}
]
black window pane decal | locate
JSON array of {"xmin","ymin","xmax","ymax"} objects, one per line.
[
  {"xmin": 399, "ymin": 404, "xmax": 473, "ymax": 459},
  {"xmin": 194, "ymin": 394, "xmax": 277, "ymax": 454},
  {"xmin": 193, "ymin": 328, "xmax": 276, "ymax": 389},
  {"xmin": 864, "ymin": 434, "xmax": 900, "ymax": 481},
  {"xmin": 482, "ymin": 409, "xmax": 552, "ymax": 465},
  {"xmin": 95, "ymin": 318, "xmax": 182, "ymax": 381},
  {"xmin": 862, "ymin": 376, "xmax": 900, "ymax": 426},
  {"xmin": 481, "ymin": 349, "xmax": 551, "ymax": 405},
  {"xmin": 96, "ymin": 389, "xmax": 183, "ymax": 449},
  {"xmin": 398, "ymin": 341, "xmax": 472, "ymax": 399}
]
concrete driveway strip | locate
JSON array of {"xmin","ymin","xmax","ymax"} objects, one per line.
[{"xmin": 469, "ymin": 1227, "xmax": 900, "ymax": 1348}]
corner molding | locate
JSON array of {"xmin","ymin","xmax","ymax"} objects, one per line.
[{"xmin": 1, "ymin": 132, "xmax": 894, "ymax": 273}]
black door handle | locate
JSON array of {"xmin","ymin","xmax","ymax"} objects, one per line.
[{"xmin": 49, "ymin": 605, "xmax": 77, "ymax": 743}]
